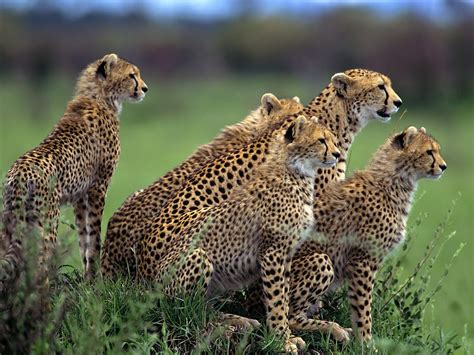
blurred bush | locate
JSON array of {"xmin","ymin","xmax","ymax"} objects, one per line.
[{"xmin": 0, "ymin": 7, "xmax": 472, "ymax": 104}]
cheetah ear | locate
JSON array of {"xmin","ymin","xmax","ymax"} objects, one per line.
[
  {"xmin": 96, "ymin": 53, "xmax": 119, "ymax": 80},
  {"xmin": 285, "ymin": 115, "xmax": 307, "ymax": 143},
  {"xmin": 292, "ymin": 96, "xmax": 301, "ymax": 104},
  {"xmin": 261, "ymin": 93, "xmax": 283, "ymax": 115},
  {"xmin": 331, "ymin": 72, "xmax": 355, "ymax": 93},
  {"xmin": 419, "ymin": 126, "xmax": 427, "ymax": 134},
  {"xmin": 393, "ymin": 126, "xmax": 418, "ymax": 149}
]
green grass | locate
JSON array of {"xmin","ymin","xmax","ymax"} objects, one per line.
[
  {"xmin": 0, "ymin": 211, "xmax": 468, "ymax": 354},
  {"xmin": 0, "ymin": 75, "xmax": 472, "ymax": 353}
]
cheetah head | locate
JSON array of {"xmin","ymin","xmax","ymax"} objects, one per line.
[
  {"xmin": 331, "ymin": 69, "xmax": 402, "ymax": 123},
  {"xmin": 97, "ymin": 53, "xmax": 148, "ymax": 103},
  {"xmin": 393, "ymin": 126, "xmax": 447, "ymax": 180},
  {"xmin": 285, "ymin": 115, "xmax": 341, "ymax": 176},
  {"xmin": 85, "ymin": 53, "xmax": 148, "ymax": 104}
]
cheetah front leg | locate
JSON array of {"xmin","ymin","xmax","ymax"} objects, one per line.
[
  {"xmin": 73, "ymin": 196, "xmax": 89, "ymax": 277},
  {"xmin": 346, "ymin": 259, "xmax": 376, "ymax": 342},
  {"xmin": 259, "ymin": 245, "xmax": 306, "ymax": 354},
  {"xmin": 288, "ymin": 252, "xmax": 351, "ymax": 343}
]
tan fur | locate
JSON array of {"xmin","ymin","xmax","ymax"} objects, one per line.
[
  {"xmin": 306, "ymin": 68, "xmax": 402, "ymax": 201},
  {"xmin": 101, "ymin": 94, "xmax": 303, "ymax": 278},
  {"xmin": 285, "ymin": 127, "xmax": 446, "ymax": 342},
  {"xmin": 138, "ymin": 117, "xmax": 341, "ymax": 353},
  {"xmin": 1, "ymin": 53, "xmax": 148, "ymax": 282},
  {"xmin": 101, "ymin": 69, "xmax": 402, "ymax": 279}
]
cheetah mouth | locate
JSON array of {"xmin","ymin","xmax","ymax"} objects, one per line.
[
  {"xmin": 429, "ymin": 172, "xmax": 443, "ymax": 179},
  {"xmin": 322, "ymin": 160, "xmax": 337, "ymax": 167},
  {"xmin": 376, "ymin": 109, "xmax": 391, "ymax": 119},
  {"xmin": 131, "ymin": 93, "xmax": 145, "ymax": 102}
]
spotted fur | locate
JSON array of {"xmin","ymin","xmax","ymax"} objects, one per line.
[
  {"xmin": 101, "ymin": 69, "xmax": 402, "ymax": 280},
  {"xmin": 101, "ymin": 94, "xmax": 303, "ymax": 277},
  {"xmin": 283, "ymin": 127, "xmax": 446, "ymax": 342},
  {"xmin": 0, "ymin": 53, "xmax": 148, "ymax": 282},
  {"xmin": 138, "ymin": 116, "xmax": 341, "ymax": 353}
]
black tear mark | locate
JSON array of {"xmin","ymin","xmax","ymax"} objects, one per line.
[
  {"xmin": 428, "ymin": 151, "xmax": 436, "ymax": 169},
  {"xmin": 131, "ymin": 75, "xmax": 139, "ymax": 94},
  {"xmin": 382, "ymin": 86, "xmax": 389, "ymax": 106}
]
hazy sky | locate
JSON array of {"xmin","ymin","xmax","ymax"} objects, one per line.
[{"xmin": 1, "ymin": 0, "xmax": 472, "ymax": 20}]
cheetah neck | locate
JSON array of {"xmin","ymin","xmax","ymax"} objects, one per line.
[
  {"xmin": 288, "ymin": 158, "xmax": 317, "ymax": 179},
  {"xmin": 303, "ymin": 84, "xmax": 367, "ymax": 157},
  {"xmin": 264, "ymin": 138, "xmax": 317, "ymax": 182},
  {"xmin": 74, "ymin": 72, "xmax": 122, "ymax": 115},
  {"xmin": 365, "ymin": 149, "xmax": 418, "ymax": 213}
]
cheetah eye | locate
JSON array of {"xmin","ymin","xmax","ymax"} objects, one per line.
[
  {"xmin": 129, "ymin": 73, "xmax": 135, "ymax": 79},
  {"xmin": 427, "ymin": 149, "xmax": 434, "ymax": 156},
  {"xmin": 378, "ymin": 84, "xmax": 385, "ymax": 90},
  {"xmin": 319, "ymin": 138, "xmax": 326, "ymax": 144}
]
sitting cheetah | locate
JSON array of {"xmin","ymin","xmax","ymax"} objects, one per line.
[
  {"xmin": 1, "ymin": 54, "xmax": 148, "ymax": 281},
  {"xmin": 102, "ymin": 69, "xmax": 402, "ymax": 278},
  {"xmin": 138, "ymin": 116, "xmax": 341, "ymax": 353},
  {"xmin": 282, "ymin": 127, "xmax": 447, "ymax": 342},
  {"xmin": 101, "ymin": 93, "xmax": 303, "ymax": 277}
]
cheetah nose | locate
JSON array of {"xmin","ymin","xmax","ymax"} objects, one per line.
[
  {"xmin": 332, "ymin": 152, "xmax": 341, "ymax": 160},
  {"xmin": 439, "ymin": 163, "xmax": 447, "ymax": 171},
  {"xmin": 394, "ymin": 99, "xmax": 402, "ymax": 108},
  {"xmin": 142, "ymin": 86, "xmax": 148, "ymax": 93}
]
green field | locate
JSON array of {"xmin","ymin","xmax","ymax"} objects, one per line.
[{"xmin": 1, "ymin": 75, "xmax": 473, "ymax": 351}]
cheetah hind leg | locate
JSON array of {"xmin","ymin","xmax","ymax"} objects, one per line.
[
  {"xmin": 288, "ymin": 252, "xmax": 352, "ymax": 343},
  {"xmin": 161, "ymin": 248, "xmax": 213, "ymax": 295},
  {"xmin": 161, "ymin": 248, "xmax": 261, "ymax": 333}
]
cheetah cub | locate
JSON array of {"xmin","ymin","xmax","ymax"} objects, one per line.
[
  {"xmin": 288, "ymin": 126, "xmax": 447, "ymax": 342},
  {"xmin": 138, "ymin": 116, "xmax": 341, "ymax": 354},
  {"xmin": 1, "ymin": 54, "xmax": 148, "ymax": 281}
]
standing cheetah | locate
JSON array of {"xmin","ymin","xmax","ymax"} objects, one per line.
[
  {"xmin": 1, "ymin": 54, "xmax": 148, "ymax": 281},
  {"xmin": 102, "ymin": 93, "xmax": 303, "ymax": 277},
  {"xmin": 138, "ymin": 116, "xmax": 341, "ymax": 353},
  {"xmin": 102, "ymin": 69, "xmax": 402, "ymax": 279},
  {"xmin": 282, "ymin": 127, "xmax": 447, "ymax": 342}
]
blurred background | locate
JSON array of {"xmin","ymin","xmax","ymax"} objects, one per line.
[{"xmin": 0, "ymin": 0, "xmax": 473, "ymax": 343}]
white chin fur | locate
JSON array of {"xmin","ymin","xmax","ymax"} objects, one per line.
[
  {"xmin": 428, "ymin": 173, "xmax": 443, "ymax": 180},
  {"xmin": 129, "ymin": 94, "xmax": 145, "ymax": 103},
  {"xmin": 315, "ymin": 158, "xmax": 337, "ymax": 168},
  {"xmin": 377, "ymin": 115, "xmax": 391, "ymax": 122}
]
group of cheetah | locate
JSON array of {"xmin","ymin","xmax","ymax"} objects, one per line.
[{"xmin": 1, "ymin": 53, "xmax": 447, "ymax": 352}]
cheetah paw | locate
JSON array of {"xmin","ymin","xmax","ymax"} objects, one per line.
[
  {"xmin": 329, "ymin": 323, "xmax": 352, "ymax": 343},
  {"xmin": 219, "ymin": 313, "xmax": 261, "ymax": 332},
  {"xmin": 285, "ymin": 336, "xmax": 306, "ymax": 353}
]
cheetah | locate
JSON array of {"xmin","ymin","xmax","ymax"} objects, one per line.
[
  {"xmin": 138, "ymin": 116, "xmax": 341, "ymax": 353},
  {"xmin": 281, "ymin": 127, "xmax": 447, "ymax": 342},
  {"xmin": 308, "ymin": 69, "xmax": 402, "ymax": 198},
  {"xmin": 102, "ymin": 69, "xmax": 402, "ymax": 279},
  {"xmin": 101, "ymin": 93, "xmax": 303, "ymax": 277},
  {"xmin": 1, "ymin": 54, "xmax": 148, "ymax": 281}
]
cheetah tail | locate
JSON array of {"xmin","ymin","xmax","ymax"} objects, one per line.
[{"xmin": 0, "ymin": 236, "xmax": 23, "ymax": 292}]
